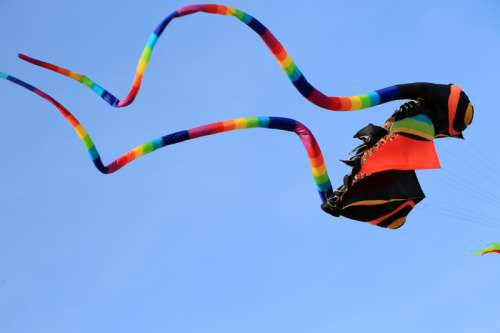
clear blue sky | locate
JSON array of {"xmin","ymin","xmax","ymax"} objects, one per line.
[{"xmin": 1, "ymin": 1, "xmax": 499, "ymax": 332}]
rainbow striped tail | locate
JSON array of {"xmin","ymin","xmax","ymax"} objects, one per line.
[
  {"xmin": 1, "ymin": 71, "xmax": 333, "ymax": 201},
  {"xmin": 18, "ymin": 4, "xmax": 430, "ymax": 111}
]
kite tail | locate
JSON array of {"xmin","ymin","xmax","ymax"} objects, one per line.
[
  {"xmin": 19, "ymin": 3, "xmax": 412, "ymax": 111},
  {"xmin": 0, "ymin": 71, "xmax": 333, "ymax": 201}
]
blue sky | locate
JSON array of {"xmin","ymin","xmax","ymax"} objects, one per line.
[{"xmin": 1, "ymin": 0, "xmax": 499, "ymax": 332}]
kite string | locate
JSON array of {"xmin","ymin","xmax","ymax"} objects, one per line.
[
  {"xmin": 1, "ymin": 72, "xmax": 333, "ymax": 201},
  {"xmin": 18, "ymin": 3, "xmax": 402, "ymax": 111},
  {"xmin": 430, "ymin": 139, "xmax": 500, "ymax": 205},
  {"xmin": 434, "ymin": 169, "xmax": 499, "ymax": 208},
  {"xmin": 419, "ymin": 204, "xmax": 500, "ymax": 230},
  {"xmin": 436, "ymin": 138, "xmax": 500, "ymax": 185},
  {"xmin": 425, "ymin": 198, "xmax": 497, "ymax": 225},
  {"xmin": 460, "ymin": 141, "xmax": 500, "ymax": 184}
]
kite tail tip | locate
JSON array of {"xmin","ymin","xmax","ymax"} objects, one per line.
[
  {"xmin": 0, "ymin": 72, "xmax": 7, "ymax": 79},
  {"xmin": 18, "ymin": 53, "xmax": 47, "ymax": 69},
  {"xmin": 18, "ymin": 53, "xmax": 56, "ymax": 73},
  {"xmin": 17, "ymin": 53, "xmax": 32, "ymax": 62}
]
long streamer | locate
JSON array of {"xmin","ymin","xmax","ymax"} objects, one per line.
[
  {"xmin": 0, "ymin": 72, "xmax": 333, "ymax": 201},
  {"xmin": 19, "ymin": 3, "xmax": 418, "ymax": 111}
]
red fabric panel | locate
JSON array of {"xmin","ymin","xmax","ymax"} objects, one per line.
[{"xmin": 360, "ymin": 134, "xmax": 441, "ymax": 176}]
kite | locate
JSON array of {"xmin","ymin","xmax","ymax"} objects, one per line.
[
  {"xmin": 471, "ymin": 243, "xmax": 500, "ymax": 256},
  {"xmin": 321, "ymin": 81, "xmax": 474, "ymax": 228},
  {"xmin": 6, "ymin": 4, "xmax": 475, "ymax": 228},
  {"xmin": 0, "ymin": 71, "xmax": 473, "ymax": 229}
]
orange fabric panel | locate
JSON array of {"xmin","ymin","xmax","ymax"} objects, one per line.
[
  {"xmin": 368, "ymin": 200, "xmax": 415, "ymax": 226},
  {"xmin": 359, "ymin": 134, "xmax": 440, "ymax": 176},
  {"xmin": 448, "ymin": 85, "xmax": 461, "ymax": 136}
]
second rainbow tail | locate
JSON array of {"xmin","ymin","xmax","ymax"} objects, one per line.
[{"xmin": 1, "ymin": 71, "xmax": 333, "ymax": 201}]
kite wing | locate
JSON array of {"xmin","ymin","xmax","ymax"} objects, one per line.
[{"xmin": 339, "ymin": 170, "xmax": 425, "ymax": 229}]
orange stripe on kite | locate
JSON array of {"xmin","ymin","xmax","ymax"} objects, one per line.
[
  {"xmin": 448, "ymin": 85, "xmax": 461, "ymax": 136},
  {"xmin": 369, "ymin": 200, "xmax": 415, "ymax": 226}
]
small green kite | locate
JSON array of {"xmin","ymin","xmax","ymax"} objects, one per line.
[{"xmin": 471, "ymin": 243, "xmax": 500, "ymax": 256}]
